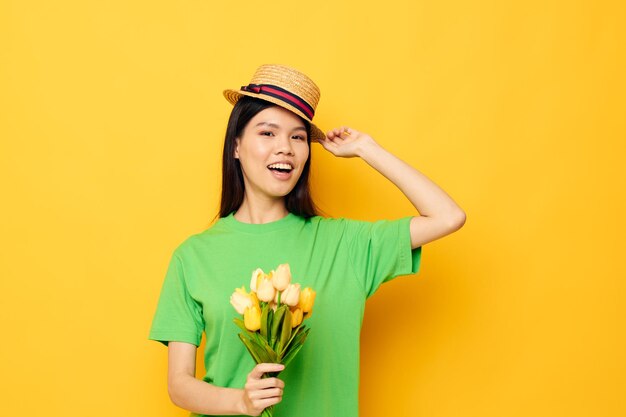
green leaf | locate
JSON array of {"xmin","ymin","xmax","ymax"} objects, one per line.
[
  {"xmin": 281, "ymin": 344, "xmax": 303, "ymax": 368},
  {"xmin": 260, "ymin": 305, "xmax": 270, "ymax": 339},
  {"xmin": 251, "ymin": 332, "xmax": 278, "ymax": 363},
  {"xmin": 238, "ymin": 333, "xmax": 263, "ymax": 364},
  {"xmin": 270, "ymin": 306, "xmax": 286, "ymax": 348},
  {"xmin": 266, "ymin": 308, "xmax": 274, "ymax": 342},
  {"xmin": 281, "ymin": 327, "xmax": 310, "ymax": 359},
  {"xmin": 281, "ymin": 329, "xmax": 309, "ymax": 368},
  {"xmin": 277, "ymin": 309, "xmax": 292, "ymax": 358},
  {"xmin": 279, "ymin": 323, "xmax": 305, "ymax": 357},
  {"xmin": 246, "ymin": 334, "xmax": 273, "ymax": 363}
]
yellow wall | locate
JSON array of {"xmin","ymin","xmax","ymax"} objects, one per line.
[{"xmin": 1, "ymin": 1, "xmax": 624, "ymax": 416}]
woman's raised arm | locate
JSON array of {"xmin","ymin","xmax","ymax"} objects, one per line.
[
  {"xmin": 319, "ymin": 127, "xmax": 466, "ymax": 248},
  {"xmin": 167, "ymin": 341, "xmax": 285, "ymax": 416}
]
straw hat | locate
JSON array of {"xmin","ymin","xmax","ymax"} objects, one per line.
[{"xmin": 223, "ymin": 64, "xmax": 325, "ymax": 142}]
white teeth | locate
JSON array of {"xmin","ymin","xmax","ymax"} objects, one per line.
[{"xmin": 268, "ymin": 163, "xmax": 293, "ymax": 170}]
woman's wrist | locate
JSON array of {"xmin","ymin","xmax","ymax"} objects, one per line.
[
  {"xmin": 236, "ymin": 387, "xmax": 253, "ymax": 415},
  {"xmin": 356, "ymin": 137, "xmax": 385, "ymax": 162}
]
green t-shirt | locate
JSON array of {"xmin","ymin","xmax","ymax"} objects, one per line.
[{"xmin": 149, "ymin": 212, "xmax": 422, "ymax": 417}]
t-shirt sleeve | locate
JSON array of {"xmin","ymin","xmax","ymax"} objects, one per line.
[
  {"xmin": 148, "ymin": 251, "xmax": 204, "ymax": 347},
  {"xmin": 346, "ymin": 216, "xmax": 422, "ymax": 299}
]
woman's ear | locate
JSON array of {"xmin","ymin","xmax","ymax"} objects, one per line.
[{"xmin": 234, "ymin": 137, "xmax": 240, "ymax": 159}]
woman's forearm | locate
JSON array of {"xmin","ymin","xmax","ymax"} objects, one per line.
[
  {"xmin": 169, "ymin": 373, "xmax": 245, "ymax": 416},
  {"xmin": 356, "ymin": 139, "xmax": 465, "ymax": 222}
]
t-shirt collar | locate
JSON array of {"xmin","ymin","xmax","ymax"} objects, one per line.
[{"xmin": 220, "ymin": 211, "xmax": 302, "ymax": 233}]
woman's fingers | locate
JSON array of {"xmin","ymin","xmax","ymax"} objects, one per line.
[
  {"xmin": 326, "ymin": 127, "xmax": 340, "ymax": 139},
  {"xmin": 248, "ymin": 363, "xmax": 284, "ymax": 380},
  {"xmin": 319, "ymin": 137, "xmax": 339, "ymax": 154},
  {"xmin": 247, "ymin": 376, "xmax": 284, "ymax": 391},
  {"xmin": 245, "ymin": 363, "xmax": 285, "ymax": 398},
  {"xmin": 247, "ymin": 386, "xmax": 283, "ymax": 400},
  {"xmin": 252, "ymin": 396, "xmax": 283, "ymax": 411},
  {"xmin": 326, "ymin": 126, "xmax": 357, "ymax": 140},
  {"xmin": 321, "ymin": 129, "xmax": 350, "ymax": 154}
]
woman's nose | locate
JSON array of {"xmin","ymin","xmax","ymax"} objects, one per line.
[{"xmin": 274, "ymin": 134, "xmax": 294, "ymax": 155}]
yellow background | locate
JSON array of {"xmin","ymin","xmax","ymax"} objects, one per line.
[{"xmin": 1, "ymin": 1, "xmax": 624, "ymax": 416}]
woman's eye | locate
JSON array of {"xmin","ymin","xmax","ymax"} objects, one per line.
[
  {"xmin": 260, "ymin": 131, "xmax": 274, "ymax": 137},
  {"xmin": 292, "ymin": 135, "xmax": 306, "ymax": 140}
]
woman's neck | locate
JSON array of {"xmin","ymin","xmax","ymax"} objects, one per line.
[{"xmin": 234, "ymin": 197, "xmax": 289, "ymax": 224}]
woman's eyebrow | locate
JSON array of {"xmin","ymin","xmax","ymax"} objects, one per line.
[
  {"xmin": 254, "ymin": 122, "xmax": 306, "ymax": 132},
  {"xmin": 255, "ymin": 122, "xmax": 280, "ymax": 128}
]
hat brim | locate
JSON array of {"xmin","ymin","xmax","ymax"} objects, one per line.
[{"xmin": 223, "ymin": 89, "xmax": 326, "ymax": 143}]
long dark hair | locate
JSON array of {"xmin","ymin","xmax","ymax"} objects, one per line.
[{"xmin": 218, "ymin": 96, "xmax": 319, "ymax": 219}]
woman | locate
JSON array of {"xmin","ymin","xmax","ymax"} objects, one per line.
[{"xmin": 149, "ymin": 64, "xmax": 466, "ymax": 417}]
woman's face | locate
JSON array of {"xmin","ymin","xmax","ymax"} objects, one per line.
[{"xmin": 234, "ymin": 105, "xmax": 310, "ymax": 201}]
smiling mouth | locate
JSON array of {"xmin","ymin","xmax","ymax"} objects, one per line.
[{"xmin": 267, "ymin": 163, "xmax": 294, "ymax": 173}]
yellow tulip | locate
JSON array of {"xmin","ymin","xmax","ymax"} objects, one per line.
[
  {"xmin": 291, "ymin": 308, "xmax": 303, "ymax": 328},
  {"xmin": 272, "ymin": 263, "xmax": 292, "ymax": 291},
  {"xmin": 244, "ymin": 304, "xmax": 261, "ymax": 331},
  {"xmin": 250, "ymin": 291, "xmax": 259, "ymax": 306},
  {"xmin": 230, "ymin": 286, "xmax": 253, "ymax": 315},
  {"xmin": 256, "ymin": 274, "xmax": 276, "ymax": 302},
  {"xmin": 298, "ymin": 287, "xmax": 316, "ymax": 313}
]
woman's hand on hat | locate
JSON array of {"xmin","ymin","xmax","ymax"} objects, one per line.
[
  {"xmin": 319, "ymin": 127, "xmax": 377, "ymax": 158},
  {"xmin": 239, "ymin": 363, "xmax": 285, "ymax": 416}
]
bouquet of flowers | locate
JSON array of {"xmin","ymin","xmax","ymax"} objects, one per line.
[{"xmin": 230, "ymin": 263, "xmax": 316, "ymax": 417}]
